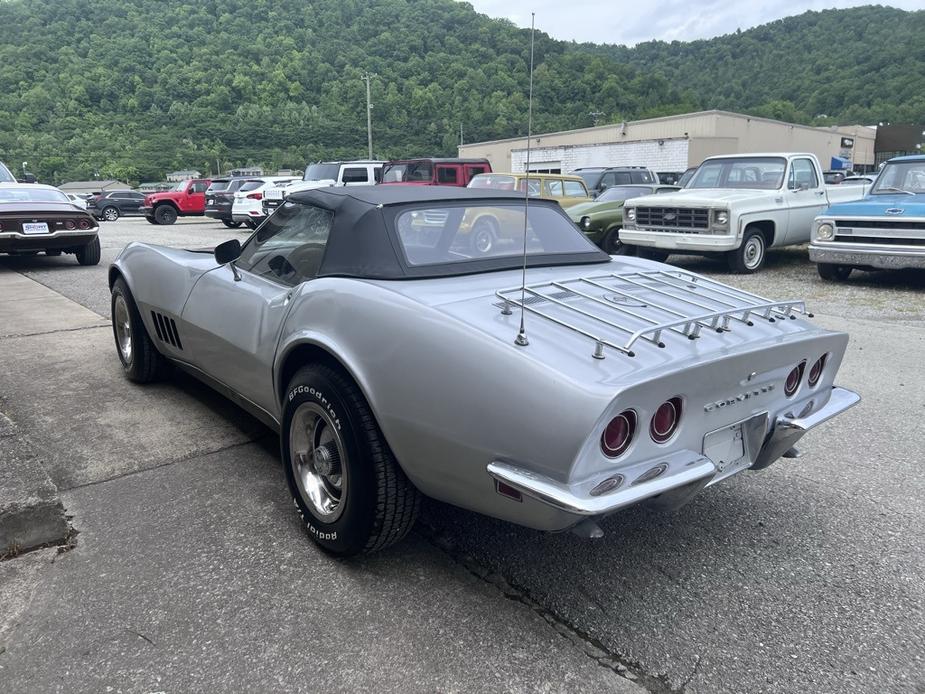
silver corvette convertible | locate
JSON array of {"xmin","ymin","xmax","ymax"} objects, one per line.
[{"xmin": 109, "ymin": 186, "xmax": 859, "ymax": 555}]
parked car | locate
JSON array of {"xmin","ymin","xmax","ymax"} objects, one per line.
[
  {"xmin": 65, "ymin": 193, "xmax": 88, "ymax": 209},
  {"xmin": 87, "ymin": 190, "xmax": 146, "ymax": 221},
  {"xmin": 263, "ymin": 161, "xmax": 384, "ymax": 217},
  {"xmin": 379, "ymin": 158, "xmax": 490, "ymax": 187},
  {"xmin": 568, "ymin": 184, "xmax": 680, "ymax": 253},
  {"xmin": 0, "ymin": 183, "xmax": 100, "ymax": 264},
  {"xmin": 231, "ymin": 176, "xmax": 298, "ymax": 229},
  {"xmin": 141, "ymin": 178, "xmax": 210, "ymax": 225},
  {"xmin": 109, "ymin": 186, "xmax": 858, "ymax": 556},
  {"xmin": 573, "ymin": 166, "xmax": 660, "ymax": 197},
  {"xmin": 467, "ymin": 172, "xmax": 591, "ymax": 208},
  {"xmin": 619, "ymin": 153, "xmax": 871, "ymax": 272},
  {"xmin": 677, "ymin": 166, "xmax": 699, "ymax": 188},
  {"xmin": 810, "ymin": 154, "xmax": 925, "ymax": 280},
  {"xmin": 206, "ymin": 177, "xmax": 252, "ymax": 228}
]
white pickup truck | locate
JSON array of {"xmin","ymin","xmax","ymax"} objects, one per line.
[{"xmin": 619, "ymin": 153, "xmax": 870, "ymax": 272}]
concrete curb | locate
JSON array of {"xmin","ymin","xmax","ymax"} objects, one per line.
[{"xmin": 0, "ymin": 411, "xmax": 69, "ymax": 556}]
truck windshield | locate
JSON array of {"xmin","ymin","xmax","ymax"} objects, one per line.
[
  {"xmin": 0, "ymin": 161, "xmax": 14, "ymax": 183},
  {"xmin": 870, "ymin": 161, "xmax": 925, "ymax": 195},
  {"xmin": 688, "ymin": 157, "xmax": 786, "ymax": 190},
  {"xmin": 381, "ymin": 161, "xmax": 433, "ymax": 183},
  {"xmin": 303, "ymin": 164, "xmax": 340, "ymax": 182}
]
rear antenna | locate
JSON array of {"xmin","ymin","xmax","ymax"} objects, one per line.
[{"xmin": 515, "ymin": 12, "xmax": 536, "ymax": 348}]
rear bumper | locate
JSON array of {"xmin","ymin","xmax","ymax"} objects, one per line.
[
  {"xmin": 487, "ymin": 386, "xmax": 859, "ymax": 524},
  {"xmin": 0, "ymin": 229, "xmax": 97, "ymax": 252},
  {"xmin": 619, "ymin": 228, "xmax": 739, "ymax": 252},
  {"xmin": 204, "ymin": 208, "xmax": 231, "ymax": 221},
  {"xmin": 809, "ymin": 244, "xmax": 925, "ymax": 270}
]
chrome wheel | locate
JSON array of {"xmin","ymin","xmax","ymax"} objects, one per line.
[
  {"xmin": 289, "ymin": 402, "xmax": 348, "ymax": 521},
  {"xmin": 471, "ymin": 219, "xmax": 496, "ymax": 254},
  {"xmin": 742, "ymin": 234, "xmax": 765, "ymax": 270},
  {"xmin": 103, "ymin": 207, "xmax": 119, "ymax": 222},
  {"xmin": 113, "ymin": 294, "xmax": 132, "ymax": 364}
]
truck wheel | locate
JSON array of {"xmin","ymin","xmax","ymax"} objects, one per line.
[
  {"xmin": 75, "ymin": 236, "xmax": 101, "ymax": 266},
  {"xmin": 282, "ymin": 364, "xmax": 420, "ymax": 556},
  {"xmin": 637, "ymin": 248, "xmax": 670, "ymax": 263},
  {"xmin": 601, "ymin": 228, "xmax": 633, "ymax": 255},
  {"xmin": 469, "ymin": 217, "xmax": 499, "ymax": 255},
  {"xmin": 222, "ymin": 220, "xmax": 243, "ymax": 229},
  {"xmin": 101, "ymin": 206, "xmax": 119, "ymax": 222},
  {"xmin": 154, "ymin": 205, "xmax": 178, "ymax": 225},
  {"xmin": 145, "ymin": 216, "xmax": 159, "ymax": 225},
  {"xmin": 817, "ymin": 263, "xmax": 852, "ymax": 282},
  {"xmin": 727, "ymin": 228, "xmax": 766, "ymax": 273},
  {"xmin": 110, "ymin": 278, "xmax": 167, "ymax": 383}
]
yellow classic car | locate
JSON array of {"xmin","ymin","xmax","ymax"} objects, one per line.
[{"xmin": 468, "ymin": 173, "xmax": 591, "ymax": 209}]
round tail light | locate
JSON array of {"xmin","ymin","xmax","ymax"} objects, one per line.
[
  {"xmin": 78, "ymin": 219, "xmax": 91, "ymax": 230},
  {"xmin": 601, "ymin": 410, "xmax": 636, "ymax": 458},
  {"xmin": 808, "ymin": 355, "xmax": 827, "ymax": 387},
  {"xmin": 65, "ymin": 219, "xmax": 76, "ymax": 230},
  {"xmin": 650, "ymin": 397, "xmax": 682, "ymax": 443},
  {"xmin": 784, "ymin": 362, "xmax": 806, "ymax": 397}
]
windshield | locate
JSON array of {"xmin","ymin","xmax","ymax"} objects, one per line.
[
  {"xmin": 239, "ymin": 179, "xmax": 265, "ymax": 192},
  {"xmin": 0, "ymin": 186, "xmax": 69, "ymax": 203},
  {"xmin": 597, "ymin": 186, "xmax": 653, "ymax": 202},
  {"xmin": 576, "ymin": 171, "xmax": 603, "ymax": 188},
  {"xmin": 303, "ymin": 164, "xmax": 340, "ymax": 182},
  {"xmin": 395, "ymin": 203, "xmax": 600, "ymax": 266},
  {"xmin": 0, "ymin": 162, "xmax": 14, "ymax": 183},
  {"xmin": 871, "ymin": 161, "xmax": 925, "ymax": 195},
  {"xmin": 381, "ymin": 161, "xmax": 433, "ymax": 183},
  {"xmin": 688, "ymin": 157, "xmax": 786, "ymax": 190},
  {"xmin": 468, "ymin": 174, "xmax": 516, "ymax": 190}
]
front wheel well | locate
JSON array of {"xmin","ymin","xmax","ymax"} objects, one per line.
[
  {"xmin": 154, "ymin": 200, "xmax": 179, "ymax": 211},
  {"xmin": 743, "ymin": 220, "xmax": 775, "ymax": 247},
  {"xmin": 108, "ymin": 266, "xmax": 126, "ymax": 290}
]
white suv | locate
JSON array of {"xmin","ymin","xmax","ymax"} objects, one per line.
[
  {"xmin": 231, "ymin": 176, "xmax": 298, "ymax": 228},
  {"xmin": 262, "ymin": 160, "xmax": 384, "ymax": 215}
]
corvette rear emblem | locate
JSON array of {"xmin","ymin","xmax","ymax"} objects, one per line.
[{"xmin": 885, "ymin": 208, "xmax": 904, "ymax": 215}]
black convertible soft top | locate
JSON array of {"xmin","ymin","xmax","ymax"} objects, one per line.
[{"xmin": 285, "ymin": 186, "xmax": 610, "ymax": 280}]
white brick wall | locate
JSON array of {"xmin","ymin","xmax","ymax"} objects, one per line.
[{"xmin": 511, "ymin": 138, "xmax": 689, "ymax": 173}]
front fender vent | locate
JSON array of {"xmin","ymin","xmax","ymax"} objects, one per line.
[{"xmin": 150, "ymin": 311, "xmax": 183, "ymax": 350}]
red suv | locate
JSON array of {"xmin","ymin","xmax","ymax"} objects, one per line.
[
  {"xmin": 141, "ymin": 178, "xmax": 210, "ymax": 225},
  {"xmin": 379, "ymin": 158, "xmax": 491, "ymax": 187}
]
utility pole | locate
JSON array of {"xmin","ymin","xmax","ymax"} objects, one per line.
[
  {"xmin": 459, "ymin": 123, "xmax": 464, "ymax": 147},
  {"xmin": 362, "ymin": 72, "xmax": 375, "ymax": 160}
]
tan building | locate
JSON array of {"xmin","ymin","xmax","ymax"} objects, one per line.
[{"xmin": 459, "ymin": 110, "xmax": 876, "ymax": 175}]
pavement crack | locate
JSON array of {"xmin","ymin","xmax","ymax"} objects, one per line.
[
  {"xmin": 124, "ymin": 628, "xmax": 156, "ymax": 647},
  {"xmin": 61, "ymin": 436, "xmax": 271, "ymax": 492},
  {"xmin": 418, "ymin": 521, "xmax": 681, "ymax": 694},
  {"xmin": 0, "ymin": 323, "xmax": 110, "ymax": 340},
  {"xmin": 679, "ymin": 655, "xmax": 702, "ymax": 691}
]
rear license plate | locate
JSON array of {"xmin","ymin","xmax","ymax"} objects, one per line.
[
  {"xmin": 207, "ymin": 198, "xmax": 214, "ymax": 205},
  {"xmin": 265, "ymin": 189, "xmax": 283, "ymax": 200},
  {"xmin": 22, "ymin": 222, "xmax": 49, "ymax": 235},
  {"xmin": 703, "ymin": 423, "xmax": 746, "ymax": 474}
]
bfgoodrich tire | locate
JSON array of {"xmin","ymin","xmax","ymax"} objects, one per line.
[
  {"xmin": 154, "ymin": 205, "xmax": 178, "ymax": 225},
  {"xmin": 282, "ymin": 364, "xmax": 420, "ymax": 556},
  {"xmin": 110, "ymin": 278, "xmax": 168, "ymax": 383},
  {"xmin": 75, "ymin": 236, "xmax": 101, "ymax": 265}
]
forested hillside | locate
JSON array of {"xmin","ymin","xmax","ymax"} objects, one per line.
[{"xmin": 0, "ymin": 0, "xmax": 921, "ymax": 184}]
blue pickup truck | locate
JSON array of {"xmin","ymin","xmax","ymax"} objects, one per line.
[{"xmin": 810, "ymin": 155, "xmax": 925, "ymax": 281}]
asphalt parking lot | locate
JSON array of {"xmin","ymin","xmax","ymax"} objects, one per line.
[{"xmin": 1, "ymin": 218, "xmax": 923, "ymax": 693}]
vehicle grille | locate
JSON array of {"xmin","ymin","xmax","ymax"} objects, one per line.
[
  {"xmin": 636, "ymin": 207, "xmax": 709, "ymax": 230},
  {"xmin": 833, "ymin": 218, "xmax": 925, "ymax": 246},
  {"xmin": 423, "ymin": 210, "xmax": 449, "ymax": 225}
]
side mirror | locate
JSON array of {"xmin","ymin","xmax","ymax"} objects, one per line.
[
  {"xmin": 23, "ymin": 173, "xmax": 36, "ymax": 184},
  {"xmin": 214, "ymin": 239, "xmax": 242, "ymax": 265}
]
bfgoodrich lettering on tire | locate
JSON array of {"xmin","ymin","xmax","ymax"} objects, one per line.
[{"xmin": 282, "ymin": 364, "xmax": 420, "ymax": 556}]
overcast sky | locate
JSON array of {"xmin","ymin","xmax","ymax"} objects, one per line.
[{"xmin": 464, "ymin": 0, "xmax": 925, "ymax": 45}]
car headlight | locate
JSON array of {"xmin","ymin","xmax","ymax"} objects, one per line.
[
  {"xmin": 580, "ymin": 216, "xmax": 591, "ymax": 230},
  {"xmin": 715, "ymin": 210, "xmax": 729, "ymax": 225},
  {"xmin": 625, "ymin": 208, "xmax": 636, "ymax": 222},
  {"xmin": 816, "ymin": 222, "xmax": 835, "ymax": 241}
]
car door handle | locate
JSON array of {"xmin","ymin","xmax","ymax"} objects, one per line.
[{"xmin": 815, "ymin": 191, "xmax": 825, "ymax": 196}]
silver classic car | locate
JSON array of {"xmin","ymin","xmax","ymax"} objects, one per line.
[{"xmin": 109, "ymin": 187, "xmax": 859, "ymax": 555}]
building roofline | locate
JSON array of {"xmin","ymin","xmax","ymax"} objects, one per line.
[{"xmin": 460, "ymin": 109, "xmax": 874, "ymax": 148}]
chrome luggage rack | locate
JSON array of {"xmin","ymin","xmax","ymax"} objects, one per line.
[{"xmin": 495, "ymin": 269, "xmax": 812, "ymax": 359}]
